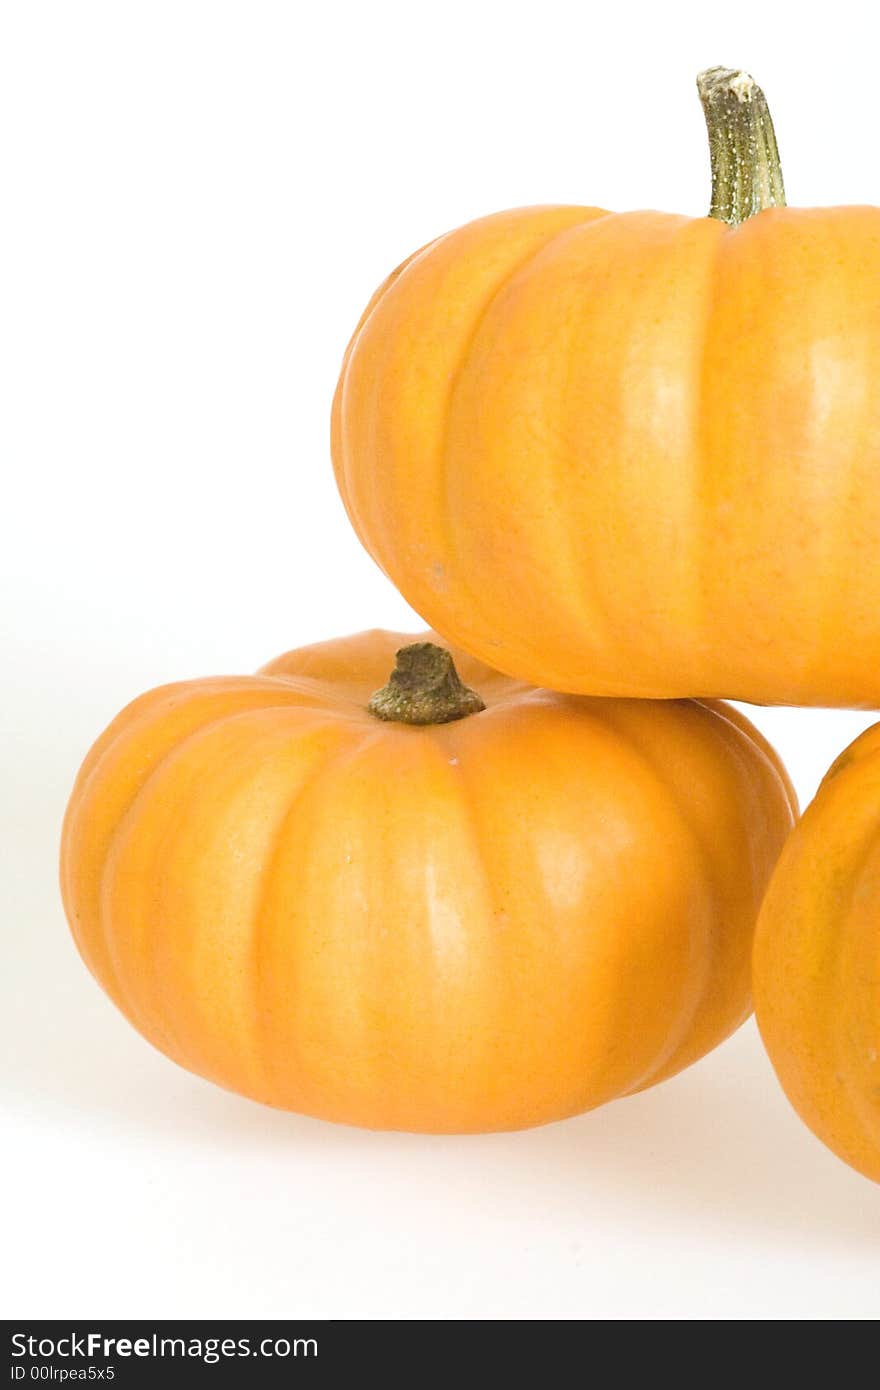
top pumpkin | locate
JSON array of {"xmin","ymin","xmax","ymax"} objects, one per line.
[{"xmin": 332, "ymin": 68, "xmax": 880, "ymax": 706}]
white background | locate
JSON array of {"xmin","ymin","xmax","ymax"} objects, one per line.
[{"xmin": 3, "ymin": 0, "xmax": 879, "ymax": 1321}]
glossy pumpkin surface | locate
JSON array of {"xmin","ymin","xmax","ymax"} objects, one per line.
[
  {"xmin": 332, "ymin": 80, "xmax": 880, "ymax": 707},
  {"xmin": 754, "ymin": 726, "xmax": 880, "ymax": 1183},
  {"xmin": 61, "ymin": 630, "xmax": 796, "ymax": 1132}
]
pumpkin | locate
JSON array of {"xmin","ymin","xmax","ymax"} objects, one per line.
[
  {"xmin": 332, "ymin": 68, "xmax": 880, "ymax": 706},
  {"xmin": 61, "ymin": 629, "xmax": 795, "ymax": 1133},
  {"xmin": 754, "ymin": 726, "xmax": 880, "ymax": 1183}
]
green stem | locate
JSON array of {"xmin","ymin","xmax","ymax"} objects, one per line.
[
  {"xmin": 368, "ymin": 643, "xmax": 485, "ymax": 725},
  {"xmin": 697, "ymin": 66, "xmax": 786, "ymax": 225}
]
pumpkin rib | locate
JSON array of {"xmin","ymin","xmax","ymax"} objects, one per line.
[
  {"xmin": 436, "ymin": 708, "xmax": 540, "ymax": 1122},
  {"xmin": 796, "ymin": 212, "xmax": 880, "ymax": 695},
  {"xmin": 435, "ymin": 213, "xmax": 728, "ymax": 693},
  {"xmin": 64, "ymin": 683, "xmax": 319, "ymax": 996},
  {"xmin": 334, "ymin": 207, "xmax": 607, "ymax": 607},
  {"xmin": 331, "ymin": 237, "xmax": 445, "ymax": 520},
  {"xmin": 95, "ymin": 712, "xmax": 226, "ymax": 1057},
  {"xmin": 253, "ymin": 721, "xmax": 501, "ymax": 1130},
  {"xmin": 445, "ymin": 697, "xmax": 716, "ymax": 1114},
  {"xmin": 64, "ymin": 677, "xmax": 302, "ymax": 841},
  {"xmin": 64, "ymin": 684, "xmax": 286, "ymax": 1000},
  {"xmin": 373, "ymin": 730, "xmax": 502, "ymax": 1131},
  {"xmin": 613, "ymin": 697, "xmax": 797, "ymax": 1088},
  {"xmin": 564, "ymin": 703, "xmax": 731, "ymax": 1104},
  {"xmin": 251, "ymin": 721, "xmax": 389, "ymax": 1111},
  {"xmin": 437, "ymin": 211, "xmax": 616, "ymax": 666},
  {"xmin": 62, "ymin": 679, "xmax": 265, "ymax": 828},
  {"xmin": 183, "ymin": 713, "xmax": 365, "ymax": 1103},
  {"xmin": 556, "ymin": 216, "xmax": 723, "ymax": 694},
  {"xmin": 101, "ymin": 707, "xmax": 355, "ymax": 1084},
  {"xmin": 585, "ymin": 702, "xmax": 722, "ymax": 1092},
  {"xmin": 438, "ymin": 209, "xmax": 613, "ymax": 431},
  {"xmin": 110, "ymin": 718, "xmax": 236, "ymax": 1071},
  {"xmin": 93, "ymin": 706, "xmax": 242, "ymax": 1050},
  {"xmin": 89, "ymin": 702, "xmax": 330, "ymax": 1032}
]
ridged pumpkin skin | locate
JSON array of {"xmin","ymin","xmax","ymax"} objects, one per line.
[
  {"xmin": 332, "ymin": 203, "xmax": 880, "ymax": 705},
  {"xmin": 754, "ymin": 726, "xmax": 880, "ymax": 1183},
  {"xmin": 61, "ymin": 629, "xmax": 796, "ymax": 1133}
]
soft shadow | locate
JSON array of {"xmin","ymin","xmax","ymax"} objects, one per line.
[
  {"xmin": 7, "ymin": 880, "xmax": 878, "ymax": 1259},
  {"xmin": 513, "ymin": 1029, "xmax": 880, "ymax": 1253},
  {"xmin": 5, "ymin": 691, "xmax": 879, "ymax": 1261}
]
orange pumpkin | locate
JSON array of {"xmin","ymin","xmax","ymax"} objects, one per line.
[
  {"xmin": 754, "ymin": 726, "xmax": 880, "ymax": 1183},
  {"xmin": 61, "ymin": 629, "xmax": 796, "ymax": 1133},
  {"xmin": 332, "ymin": 68, "xmax": 880, "ymax": 706}
]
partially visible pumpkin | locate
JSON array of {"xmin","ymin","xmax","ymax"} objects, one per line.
[
  {"xmin": 332, "ymin": 68, "xmax": 880, "ymax": 706},
  {"xmin": 754, "ymin": 726, "xmax": 880, "ymax": 1183},
  {"xmin": 61, "ymin": 629, "xmax": 795, "ymax": 1133}
]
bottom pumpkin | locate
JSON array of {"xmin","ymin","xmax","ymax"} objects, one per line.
[
  {"xmin": 61, "ymin": 630, "xmax": 796, "ymax": 1133},
  {"xmin": 754, "ymin": 725, "xmax": 880, "ymax": 1184}
]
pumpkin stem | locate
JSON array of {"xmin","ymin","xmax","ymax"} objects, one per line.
[
  {"xmin": 368, "ymin": 642, "xmax": 485, "ymax": 725},
  {"xmin": 697, "ymin": 67, "xmax": 786, "ymax": 226}
]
